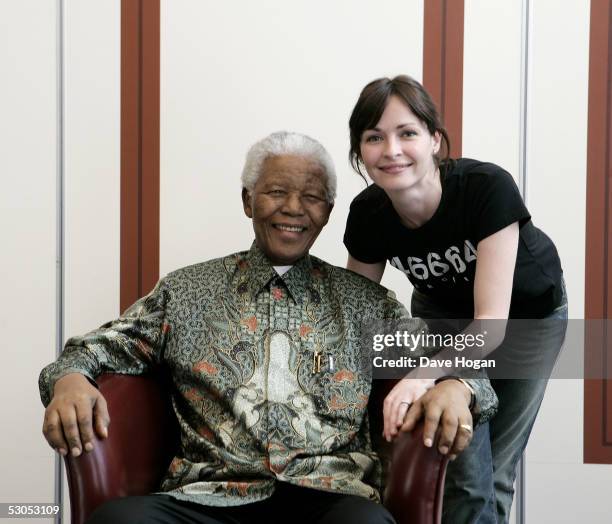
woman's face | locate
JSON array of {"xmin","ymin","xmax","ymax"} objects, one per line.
[{"xmin": 359, "ymin": 95, "xmax": 441, "ymax": 192}]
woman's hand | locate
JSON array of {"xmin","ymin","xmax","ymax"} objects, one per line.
[
  {"xmin": 383, "ymin": 378, "xmax": 435, "ymax": 442},
  {"xmin": 400, "ymin": 379, "xmax": 473, "ymax": 458}
]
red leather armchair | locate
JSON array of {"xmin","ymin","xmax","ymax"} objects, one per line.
[{"xmin": 64, "ymin": 374, "xmax": 448, "ymax": 524}]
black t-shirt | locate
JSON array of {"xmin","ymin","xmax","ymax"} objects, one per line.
[{"xmin": 343, "ymin": 158, "xmax": 563, "ymax": 318}]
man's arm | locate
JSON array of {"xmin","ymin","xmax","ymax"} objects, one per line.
[{"xmin": 40, "ymin": 279, "xmax": 170, "ymax": 456}]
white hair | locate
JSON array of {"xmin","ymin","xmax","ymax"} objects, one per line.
[{"xmin": 241, "ymin": 131, "xmax": 337, "ymax": 203}]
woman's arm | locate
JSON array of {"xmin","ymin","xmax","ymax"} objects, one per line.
[
  {"xmin": 473, "ymin": 221, "xmax": 519, "ymax": 320},
  {"xmin": 346, "ymin": 254, "xmax": 386, "ymax": 283},
  {"xmin": 383, "ymin": 222, "xmax": 519, "ymax": 441},
  {"xmin": 459, "ymin": 221, "xmax": 520, "ymax": 355}
]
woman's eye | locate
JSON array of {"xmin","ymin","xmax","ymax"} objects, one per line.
[
  {"xmin": 401, "ymin": 130, "xmax": 417, "ymax": 137},
  {"xmin": 364, "ymin": 135, "xmax": 382, "ymax": 143}
]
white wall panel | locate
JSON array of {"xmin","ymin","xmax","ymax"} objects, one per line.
[
  {"xmin": 0, "ymin": 0, "xmax": 120, "ymax": 518},
  {"xmin": 524, "ymin": 1, "xmax": 611, "ymax": 522},
  {"xmin": 160, "ymin": 0, "xmax": 424, "ymax": 307},
  {"xmin": 63, "ymin": 2, "xmax": 120, "ymax": 342},
  {"xmin": 0, "ymin": 0, "xmax": 58, "ymax": 510},
  {"xmin": 527, "ymin": 462, "xmax": 611, "ymax": 523},
  {"xmin": 462, "ymin": 4, "xmax": 526, "ymax": 521},
  {"xmin": 463, "ymin": 0, "xmax": 523, "ymax": 179},
  {"xmin": 526, "ymin": 0, "xmax": 588, "ymax": 319},
  {"xmin": 62, "ymin": 1, "xmax": 121, "ymax": 521}
]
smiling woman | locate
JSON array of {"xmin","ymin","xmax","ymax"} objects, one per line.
[
  {"xmin": 360, "ymin": 96, "xmax": 440, "ymax": 184},
  {"xmin": 344, "ymin": 75, "xmax": 567, "ymax": 524}
]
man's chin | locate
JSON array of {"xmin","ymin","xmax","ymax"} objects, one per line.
[{"xmin": 255, "ymin": 236, "xmax": 316, "ymax": 265}]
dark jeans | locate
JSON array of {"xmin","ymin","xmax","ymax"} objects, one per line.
[
  {"xmin": 86, "ymin": 482, "xmax": 396, "ymax": 524},
  {"xmin": 412, "ymin": 286, "xmax": 568, "ymax": 524}
]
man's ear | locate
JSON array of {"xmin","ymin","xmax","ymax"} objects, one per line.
[
  {"xmin": 242, "ymin": 188, "xmax": 253, "ymax": 218},
  {"xmin": 322, "ymin": 202, "xmax": 334, "ymax": 226}
]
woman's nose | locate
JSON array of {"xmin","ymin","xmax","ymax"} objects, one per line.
[{"xmin": 383, "ymin": 136, "xmax": 401, "ymax": 158}]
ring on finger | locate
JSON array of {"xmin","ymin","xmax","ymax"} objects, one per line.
[
  {"xmin": 399, "ymin": 401, "xmax": 411, "ymax": 407},
  {"xmin": 459, "ymin": 423, "xmax": 473, "ymax": 434}
]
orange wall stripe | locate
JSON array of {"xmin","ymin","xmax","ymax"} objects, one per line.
[
  {"xmin": 584, "ymin": 0, "xmax": 612, "ymax": 464},
  {"xmin": 423, "ymin": 0, "xmax": 464, "ymax": 158},
  {"xmin": 121, "ymin": 0, "xmax": 160, "ymax": 312}
]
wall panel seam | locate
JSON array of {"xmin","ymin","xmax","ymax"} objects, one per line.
[{"xmin": 55, "ymin": 0, "xmax": 65, "ymax": 520}]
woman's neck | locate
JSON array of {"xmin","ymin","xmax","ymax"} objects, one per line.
[{"xmin": 385, "ymin": 167, "xmax": 442, "ymax": 229}]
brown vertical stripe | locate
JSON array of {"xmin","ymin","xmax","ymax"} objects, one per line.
[
  {"xmin": 584, "ymin": 0, "xmax": 612, "ymax": 464},
  {"xmin": 121, "ymin": 0, "xmax": 160, "ymax": 313},
  {"xmin": 140, "ymin": 1, "xmax": 160, "ymax": 301},
  {"xmin": 423, "ymin": 0, "xmax": 464, "ymax": 158},
  {"xmin": 121, "ymin": 0, "xmax": 140, "ymax": 313}
]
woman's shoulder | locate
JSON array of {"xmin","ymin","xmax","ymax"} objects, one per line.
[
  {"xmin": 445, "ymin": 158, "xmax": 518, "ymax": 193},
  {"xmin": 447, "ymin": 158, "xmax": 510, "ymax": 178},
  {"xmin": 349, "ymin": 183, "xmax": 392, "ymax": 216}
]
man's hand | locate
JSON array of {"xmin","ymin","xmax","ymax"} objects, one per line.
[
  {"xmin": 400, "ymin": 379, "xmax": 473, "ymax": 459},
  {"xmin": 42, "ymin": 373, "xmax": 110, "ymax": 457},
  {"xmin": 382, "ymin": 378, "xmax": 435, "ymax": 442}
]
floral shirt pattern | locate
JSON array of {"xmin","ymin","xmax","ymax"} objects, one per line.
[{"xmin": 39, "ymin": 243, "xmax": 497, "ymax": 507}]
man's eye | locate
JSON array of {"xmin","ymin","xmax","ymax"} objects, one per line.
[
  {"xmin": 304, "ymin": 194, "xmax": 324, "ymax": 201},
  {"xmin": 269, "ymin": 190, "xmax": 286, "ymax": 196}
]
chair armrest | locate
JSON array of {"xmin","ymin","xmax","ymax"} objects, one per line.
[
  {"xmin": 64, "ymin": 374, "xmax": 178, "ymax": 524},
  {"xmin": 384, "ymin": 423, "xmax": 449, "ymax": 524}
]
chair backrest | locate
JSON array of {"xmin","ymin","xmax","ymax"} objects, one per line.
[
  {"xmin": 369, "ymin": 379, "xmax": 448, "ymax": 524},
  {"xmin": 64, "ymin": 374, "xmax": 178, "ymax": 524}
]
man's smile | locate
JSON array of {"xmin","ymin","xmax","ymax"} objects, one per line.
[{"xmin": 273, "ymin": 223, "xmax": 307, "ymax": 233}]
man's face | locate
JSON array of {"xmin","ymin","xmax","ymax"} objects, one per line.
[{"xmin": 242, "ymin": 154, "xmax": 333, "ymax": 265}]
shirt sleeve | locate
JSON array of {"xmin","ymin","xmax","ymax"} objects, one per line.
[
  {"xmin": 468, "ymin": 166, "xmax": 531, "ymax": 244},
  {"xmin": 463, "ymin": 378, "xmax": 498, "ymax": 424},
  {"xmin": 38, "ymin": 279, "xmax": 171, "ymax": 406},
  {"xmin": 343, "ymin": 195, "xmax": 388, "ymax": 264}
]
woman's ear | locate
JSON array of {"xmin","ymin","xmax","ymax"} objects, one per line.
[{"xmin": 433, "ymin": 131, "xmax": 442, "ymax": 154}]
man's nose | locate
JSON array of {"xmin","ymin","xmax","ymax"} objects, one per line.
[{"xmin": 281, "ymin": 193, "xmax": 305, "ymax": 215}]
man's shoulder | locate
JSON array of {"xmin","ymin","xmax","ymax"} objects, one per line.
[
  {"xmin": 163, "ymin": 250, "xmax": 247, "ymax": 287},
  {"xmin": 310, "ymin": 255, "xmax": 397, "ymax": 303}
]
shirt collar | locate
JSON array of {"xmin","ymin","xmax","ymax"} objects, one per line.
[{"xmin": 240, "ymin": 242, "xmax": 314, "ymax": 303}]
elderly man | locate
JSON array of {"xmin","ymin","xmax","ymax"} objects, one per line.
[{"xmin": 40, "ymin": 132, "xmax": 496, "ymax": 524}]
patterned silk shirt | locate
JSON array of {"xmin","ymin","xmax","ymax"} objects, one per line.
[{"xmin": 39, "ymin": 243, "xmax": 497, "ymax": 507}]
